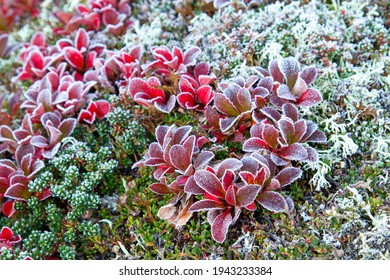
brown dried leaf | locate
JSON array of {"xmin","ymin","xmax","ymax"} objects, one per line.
[{"xmin": 354, "ymin": 101, "xmax": 378, "ymax": 122}]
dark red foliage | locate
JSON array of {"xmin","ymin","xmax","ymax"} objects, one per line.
[
  {"xmin": 129, "ymin": 77, "xmax": 176, "ymax": 113},
  {"xmin": 145, "ymin": 45, "xmax": 201, "ymax": 76},
  {"xmin": 132, "ymin": 56, "xmax": 326, "ymax": 242},
  {"xmin": 53, "ymin": 0, "xmax": 133, "ymax": 35},
  {"xmin": 133, "ymin": 125, "xmax": 211, "ymax": 227},
  {"xmin": 0, "ymin": 226, "xmax": 21, "ymax": 249},
  {"xmin": 78, "ymin": 100, "xmax": 110, "ymax": 124},
  {"xmin": 177, "ymin": 62, "xmax": 215, "ymax": 110},
  {"xmin": 57, "ymin": 28, "xmax": 105, "ymax": 74}
]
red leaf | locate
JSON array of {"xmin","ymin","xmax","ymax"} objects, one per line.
[
  {"xmin": 243, "ymin": 137, "xmax": 269, "ymax": 152},
  {"xmin": 300, "ymin": 121, "xmax": 318, "ymax": 142},
  {"xmin": 0, "ymin": 226, "xmax": 13, "ymax": 240},
  {"xmin": 83, "ymin": 102, "xmax": 99, "ymax": 120},
  {"xmin": 56, "ymin": 39, "xmax": 73, "ymax": 50},
  {"xmin": 258, "ymin": 76, "xmax": 274, "ymax": 92},
  {"xmin": 214, "ymin": 93, "xmax": 240, "ymax": 117},
  {"xmin": 265, "ymin": 178, "xmax": 280, "ymax": 191},
  {"xmin": 30, "ymin": 135, "xmax": 48, "ymax": 148},
  {"xmin": 282, "ymin": 103, "xmax": 299, "ymax": 122},
  {"xmin": 0, "ymin": 162, "xmax": 16, "ymax": 178},
  {"xmin": 89, "ymin": 44, "xmax": 105, "ymax": 56},
  {"xmin": 277, "ymin": 84, "xmax": 296, "ymax": 101},
  {"xmin": 153, "ymin": 46, "xmax": 173, "ymax": 61},
  {"xmin": 175, "ymin": 175, "xmax": 188, "ymax": 187},
  {"xmin": 219, "ymin": 117, "xmax": 238, "ymax": 133},
  {"xmin": 85, "ymin": 52, "xmax": 96, "ymax": 70},
  {"xmin": 184, "ymin": 176, "xmax": 204, "ymax": 195},
  {"xmin": 239, "ymin": 171, "xmax": 255, "ymax": 184},
  {"xmin": 75, "ymin": 28, "xmax": 89, "ymax": 50},
  {"xmin": 194, "ymin": 151, "xmax": 214, "ymax": 169},
  {"xmin": 59, "ymin": 118, "xmax": 76, "ymax": 137},
  {"xmin": 236, "ymin": 184, "xmax": 261, "ymax": 207},
  {"xmin": 42, "ymin": 144, "xmax": 61, "ymax": 159},
  {"xmin": 245, "ymin": 202, "xmax": 257, "ymax": 211},
  {"xmin": 280, "ymin": 57, "xmax": 300, "ymax": 89},
  {"xmin": 198, "ymin": 75, "xmax": 215, "ymax": 86},
  {"xmin": 63, "ymin": 47, "xmax": 84, "ymax": 71},
  {"xmin": 78, "ymin": 109, "xmax": 95, "ymax": 124},
  {"xmin": 67, "ymin": 81, "xmax": 83, "ymax": 99},
  {"xmin": 304, "ymin": 146, "xmax": 319, "ymax": 163},
  {"xmin": 149, "ymin": 183, "xmax": 172, "ymax": 195},
  {"xmin": 143, "ymin": 158, "xmax": 165, "ymax": 166},
  {"xmin": 46, "ymin": 125, "xmax": 62, "ymax": 147},
  {"xmin": 197, "ymin": 85, "xmax": 213, "ymax": 106},
  {"xmin": 275, "ymin": 167, "xmax": 302, "ymax": 188},
  {"xmin": 2, "ymin": 200, "xmax": 16, "ymax": 217},
  {"xmin": 183, "ymin": 46, "xmax": 201, "ymax": 66},
  {"xmin": 194, "ymin": 170, "xmax": 225, "ymax": 198},
  {"xmin": 291, "ymin": 77, "xmax": 308, "ymax": 95},
  {"xmin": 300, "ymin": 67, "xmax": 317, "ymax": 85},
  {"xmin": 278, "ymin": 118, "xmax": 295, "ymax": 144},
  {"xmin": 164, "ymin": 56, "xmax": 179, "ymax": 72},
  {"xmin": 216, "ymin": 158, "xmax": 243, "ymax": 178},
  {"xmin": 30, "ymin": 160, "xmax": 44, "ymax": 179},
  {"xmin": 94, "ymin": 100, "xmax": 111, "ymax": 119},
  {"xmin": 155, "ymin": 125, "xmax": 168, "ymax": 146},
  {"xmin": 189, "ymin": 199, "xmax": 225, "ymax": 212},
  {"xmin": 205, "ymin": 105, "xmax": 220, "ymax": 128},
  {"xmin": 225, "ymin": 185, "xmax": 236, "ymax": 205},
  {"xmin": 263, "ymin": 124, "xmax": 279, "ymax": 149},
  {"xmin": 236, "ymin": 88, "xmax": 252, "ymax": 112},
  {"xmin": 36, "ymin": 187, "xmax": 52, "ymax": 201},
  {"xmin": 162, "ymin": 138, "xmax": 173, "ymax": 165},
  {"xmin": 177, "ymin": 93, "xmax": 196, "ymax": 109},
  {"xmin": 305, "ymin": 129, "xmax": 327, "ymax": 143},
  {"xmin": 292, "ymin": 119, "xmax": 307, "ymax": 143},
  {"xmin": 257, "ymin": 191, "xmax": 288, "ymax": 213},
  {"xmin": 179, "ymin": 77, "xmax": 195, "ymax": 95},
  {"xmin": 153, "ymin": 165, "xmax": 174, "ymax": 180},
  {"xmin": 155, "ymin": 95, "xmax": 176, "ymax": 114},
  {"xmin": 31, "ymin": 32, "xmax": 45, "ymax": 48},
  {"xmin": 0, "ymin": 125, "xmax": 15, "ymax": 140},
  {"xmin": 278, "ymin": 143, "xmax": 308, "ymax": 161},
  {"xmin": 269, "ymin": 59, "xmax": 284, "ymax": 83},
  {"xmin": 296, "ymin": 88, "xmax": 322, "ymax": 107},
  {"xmin": 5, "ymin": 183, "xmax": 31, "ymax": 201},
  {"xmin": 169, "ymin": 145, "xmax": 191, "ymax": 171},
  {"xmin": 254, "ymin": 95, "xmax": 266, "ymax": 109},
  {"xmin": 195, "ymin": 62, "xmax": 210, "ymax": 78},
  {"xmin": 172, "ymin": 125, "xmax": 192, "ymax": 145},
  {"xmin": 211, "ymin": 209, "xmax": 232, "ymax": 243},
  {"xmin": 260, "ymin": 107, "xmax": 281, "ymax": 123},
  {"xmin": 251, "ymin": 123, "xmax": 266, "ymax": 137},
  {"xmin": 270, "ymin": 152, "xmax": 290, "ymax": 166},
  {"xmin": 29, "ymin": 51, "xmax": 44, "ymax": 69},
  {"xmin": 182, "ymin": 135, "xmax": 196, "ymax": 159},
  {"xmin": 77, "ymin": 4, "xmax": 90, "ymax": 14},
  {"xmin": 15, "ymin": 144, "xmax": 34, "ymax": 168},
  {"xmin": 86, "ymin": 12, "xmax": 101, "ymax": 30},
  {"xmin": 102, "ymin": 9, "xmax": 120, "ymax": 25}
]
